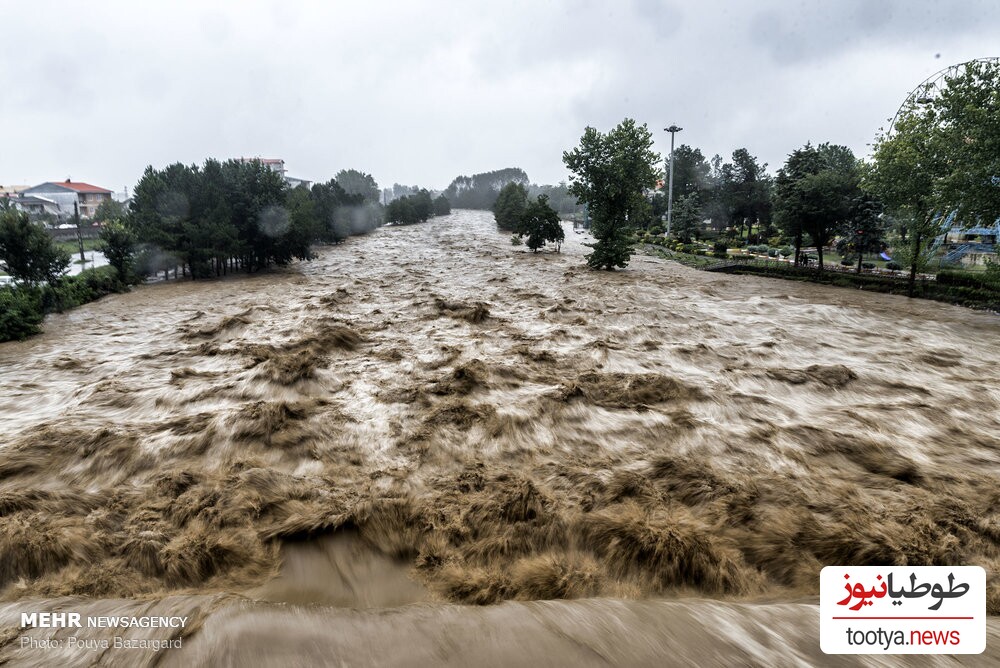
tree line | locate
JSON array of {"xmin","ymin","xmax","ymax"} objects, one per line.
[
  {"xmin": 442, "ymin": 167, "xmax": 585, "ymax": 218},
  {"xmin": 562, "ymin": 60, "xmax": 999, "ymax": 290},
  {"xmin": 444, "ymin": 168, "xmax": 529, "ymax": 209},
  {"xmin": 130, "ymin": 160, "xmax": 383, "ymax": 279},
  {"xmin": 0, "ymin": 159, "xmax": 390, "ymax": 341},
  {"xmin": 384, "ymin": 189, "xmax": 451, "ymax": 224}
]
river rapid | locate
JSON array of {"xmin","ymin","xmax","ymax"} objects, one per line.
[{"xmin": 1, "ymin": 209, "xmax": 998, "ymax": 666}]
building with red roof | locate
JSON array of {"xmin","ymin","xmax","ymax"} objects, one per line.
[{"xmin": 19, "ymin": 180, "xmax": 113, "ymax": 219}]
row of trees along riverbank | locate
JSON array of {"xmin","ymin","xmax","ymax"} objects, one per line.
[
  {"xmin": 0, "ymin": 160, "xmax": 409, "ymax": 341},
  {"xmin": 131, "ymin": 160, "xmax": 384, "ymax": 280},
  {"xmin": 551, "ymin": 60, "xmax": 999, "ymax": 303}
]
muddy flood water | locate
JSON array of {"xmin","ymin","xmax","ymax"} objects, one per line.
[{"xmin": 1, "ymin": 209, "xmax": 998, "ymax": 666}]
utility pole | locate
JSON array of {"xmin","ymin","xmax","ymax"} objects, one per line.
[
  {"xmin": 664, "ymin": 125, "xmax": 682, "ymax": 237},
  {"xmin": 74, "ymin": 200, "xmax": 86, "ymax": 265}
]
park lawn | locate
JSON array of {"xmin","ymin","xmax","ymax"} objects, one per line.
[{"xmin": 55, "ymin": 238, "xmax": 102, "ymax": 254}]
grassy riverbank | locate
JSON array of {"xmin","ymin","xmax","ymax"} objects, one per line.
[{"xmin": 644, "ymin": 245, "xmax": 1000, "ymax": 312}]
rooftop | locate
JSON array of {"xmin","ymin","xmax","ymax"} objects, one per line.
[
  {"xmin": 56, "ymin": 180, "xmax": 113, "ymax": 194},
  {"xmin": 27, "ymin": 180, "xmax": 113, "ymax": 194}
]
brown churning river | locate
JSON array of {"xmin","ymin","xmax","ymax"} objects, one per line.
[{"xmin": 1, "ymin": 209, "xmax": 998, "ymax": 666}]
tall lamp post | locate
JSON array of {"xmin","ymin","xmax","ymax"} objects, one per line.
[{"xmin": 663, "ymin": 124, "xmax": 682, "ymax": 238}]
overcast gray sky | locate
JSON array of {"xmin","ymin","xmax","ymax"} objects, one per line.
[{"xmin": 3, "ymin": 0, "xmax": 997, "ymax": 193}]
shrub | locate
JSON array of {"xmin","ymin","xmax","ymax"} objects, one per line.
[
  {"xmin": 840, "ymin": 258, "xmax": 854, "ymax": 266},
  {"xmin": 648, "ymin": 225, "xmax": 663, "ymax": 236},
  {"xmin": 936, "ymin": 269, "xmax": 1000, "ymax": 290},
  {"xmin": 768, "ymin": 236, "xmax": 785, "ymax": 247},
  {"xmin": 779, "ymin": 247, "xmax": 792, "ymax": 257},
  {"xmin": 0, "ymin": 286, "xmax": 44, "ymax": 341},
  {"xmin": 768, "ymin": 249, "xmax": 779, "ymax": 258},
  {"xmin": 885, "ymin": 261, "xmax": 901, "ymax": 270},
  {"xmin": 712, "ymin": 241, "xmax": 728, "ymax": 259},
  {"xmin": 862, "ymin": 262, "xmax": 875, "ymax": 270},
  {"xmin": 40, "ymin": 267, "xmax": 125, "ymax": 313}
]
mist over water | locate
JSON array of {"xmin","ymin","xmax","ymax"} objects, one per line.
[{"xmin": 1, "ymin": 210, "xmax": 998, "ymax": 665}]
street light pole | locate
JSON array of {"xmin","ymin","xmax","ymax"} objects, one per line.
[{"xmin": 664, "ymin": 124, "xmax": 682, "ymax": 238}]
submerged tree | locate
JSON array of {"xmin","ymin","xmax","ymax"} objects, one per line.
[
  {"xmin": 493, "ymin": 182, "xmax": 528, "ymax": 232},
  {"xmin": 516, "ymin": 195, "xmax": 564, "ymax": 252},
  {"xmin": 129, "ymin": 158, "xmax": 312, "ymax": 278},
  {"xmin": 433, "ymin": 194, "xmax": 451, "ymax": 216},
  {"xmin": 335, "ymin": 169, "xmax": 380, "ymax": 204},
  {"xmin": 563, "ymin": 118, "xmax": 660, "ymax": 270},
  {"xmin": 385, "ymin": 189, "xmax": 433, "ymax": 224}
]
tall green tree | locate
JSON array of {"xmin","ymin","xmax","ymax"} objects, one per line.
[
  {"xmin": 775, "ymin": 143, "xmax": 860, "ymax": 270},
  {"xmin": 335, "ymin": 169, "xmax": 380, "ymax": 204},
  {"xmin": 411, "ymin": 189, "xmax": 433, "ymax": 222},
  {"xmin": 516, "ymin": 195, "xmax": 564, "ymax": 252},
  {"xmin": 493, "ymin": 182, "xmax": 528, "ymax": 231},
  {"xmin": 864, "ymin": 108, "xmax": 946, "ymax": 294},
  {"xmin": 836, "ymin": 193, "xmax": 885, "ymax": 273},
  {"xmin": 668, "ymin": 145, "xmax": 712, "ymax": 202},
  {"xmin": 718, "ymin": 149, "xmax": 772, "ymax": 240},
  {"xmin": 311, "ymin": 179, "xmax": 352, "ymax": 242},
  {"xmin": 866, "ymin": 59, "xmax": 1000, "ymax": 294},
  {"xmin": 0, "ymin": 209, "xmax": 70, "ymax": 286},
  {"xmin": 563, "ymin": 118, "xmax": 660, "ymax": 270},
  {"xmin": 130, "ymin": 158, "xmax": 300, "ymax": 278},
  {"xmin": 386, "ymin": 191, "xmax": 433, "ymax": 224},
  {"xmin": 98, "ymin": 219, "xmax": 137, "ymax": 282},
  {"xmin": 670, "ymin": 193, "xmax": 703, "ymax": 244},
  {"xmin": 930, "ymin": 60, "xmax": 1000, "ymax": 225},
  {"xmin": 92, "ymin": 198, "xmax": 126, "ymax": 224},
  {"xmin": 433, "ymin": 194, "xmax": 451, "ymax": 216}
]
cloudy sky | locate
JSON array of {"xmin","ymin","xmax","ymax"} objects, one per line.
[{"xmin": 3, "ymin": 1, "xmax": 997, "ymax": 194}]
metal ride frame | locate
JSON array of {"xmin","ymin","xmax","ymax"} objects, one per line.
[{"xmin": 885, "ymin": 57, "xmax": 1000, "ymax": 262}]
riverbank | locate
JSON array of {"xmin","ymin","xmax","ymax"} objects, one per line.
[
  {"xmin": 0, "ymin": 266, "xmax": 129, "ymax": 342},
  {"xmin": 644, "ymin": 245, "xmax": 1000, "ymax": 312}
]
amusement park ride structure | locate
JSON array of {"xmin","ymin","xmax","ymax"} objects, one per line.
[{"xmin": 884, "ymin": 57, "xmax": 1000, "ymax": 266}]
